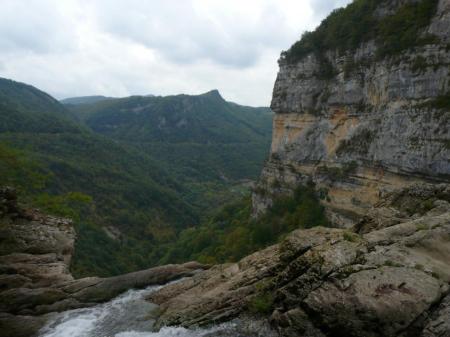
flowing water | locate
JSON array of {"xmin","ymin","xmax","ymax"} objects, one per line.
[{"xmin": 37, "ymin": 283, "xmax": 270, "ymax": 337}]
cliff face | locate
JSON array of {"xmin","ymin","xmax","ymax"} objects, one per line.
[
  {"xmin": 253, "ymin": 0, "xmax": 450, "ymax": 226},
  {"xmin": 0, "ymin": 188, "xmax": 76, "ymax": 291},
  {"xmin": 0, "ymin": 187, "xmax": 76, "ymax": 337}
]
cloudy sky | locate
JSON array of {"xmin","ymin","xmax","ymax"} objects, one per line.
[{"xmin": 0, "ymin": 0, "xmax": 351, "ymax": 106}]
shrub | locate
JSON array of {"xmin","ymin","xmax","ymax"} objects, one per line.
[
  {"xmin": 416, "ymin": 223, "xmax": 429, "ymax": 231},
  {"xmin": 271, "ymin": 179, "xmax": 282, "ymax": 189},
  {"xmin": 384, "ymin": 260, "xmax": 403, "ymax": 267},
  {"xmin": 160, "ymin": 183, "xmax": 329, "ymax": 265},
  {"xmin": 411, "ymin": 56, "xmax": 428, "ymax": 74},
  {"xmin": 343, "ymin": 231, "xmax": 359, "ymax": 242},
  {"xmin": 282, "ymin": 0, "xmax": 439, "ymax": 65},
  {"xmin": 317, "ymin": 161, "xmax": 358, "ymax": 182},
  {"xmin": 336, "ymin": 129, "xmax": 375, "ymax": 155},
  {"xmin": 248, "ymin": 292, "xmax": 274, "ymax": 314},
  {"xmin": 377, "ymin": 0, "xmax": 440, "ymax": 58},
  {"xmin": 421, "ymin": 92, "xmax": 450, "ymax": 110}
]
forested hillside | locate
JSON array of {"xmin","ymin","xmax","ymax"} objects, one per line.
[
  {"xmin": 0, "ymin": 77, "xmax": 273, "ymax": 276},
  {"xmin": 60, "ymin": 95, "xmax": 116, "ymax": 105},
  {"xmin": 65, "ymin": 90, "xmax": 273, "ymax": 212}
]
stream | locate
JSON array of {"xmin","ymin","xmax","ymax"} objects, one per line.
[{"xmin": 37, "ymin": 283, "xmax": 270, "ymax": 337}]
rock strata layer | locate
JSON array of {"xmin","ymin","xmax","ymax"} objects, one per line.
[
  {"xmin": 149, "ymin": 184, "xmax": 450, "ymax": 337},
  {"xmin": 0, "ymin": 188, "xmax": 207, "ymax": 337},
  {"xmin": 253, "ymin": 0, "xmax": 450, "ymax": 227}
]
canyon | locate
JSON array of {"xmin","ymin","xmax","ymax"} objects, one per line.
[
  {"xmin": 1, "ymin": 0, "xmax": 449, "ymax": 336},
  {"xmin": 148, "ymin": 1, "xmax": 450, "ymax": 336}
]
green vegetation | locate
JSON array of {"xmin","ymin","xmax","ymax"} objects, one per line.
[
  {"xmin": 0, "ymin": 77, "xmax": 329, "ymax": 278},
  {"xmin": 283, "ymin": 0, "xmax": 439, "ymax": 64},
  {"xmin": 343, "ymin": 231, "xmax": 359, "ymax": 242},
  {"xmin": 420, "ymin": 92, "xmax": 450, "ymax": 110},
  {"xmin": 61, "ymin": 95, "xmax": 115, "ymax": 105},
  {"xmin": 66, "ymin": 90, "xmax": 273, "ymax": 214},
  {"xmin": 161, "ymin": 183, "xmax": 329, "ymax": 265},
  {"xmin": 0, "ymin": 142, "xmax": 48, "ymax": 192},
  {"xmin": 317, "ymin": 161, "xmax": 358, "ymax": 181},
  {"xmin": 336, "ymin": 129, "xmax": 376, "ymax": 155},
  {"xmin": 416, "ymin": 223, "xmax": 429, "ymax": 231},
  {"xmin": 248, "ymin": 279, "xmax": 275, "ymax": 314},
  {"xmin": 283, "ymin": 0, "xmax": 380, "ymax": 63},
  {"xmin": 414, "ymin": 263, "xmax": 425, "ymax": 271},
  {"xmin": 384, "ymin": 260, "xmax": 403, "ymax": 268},
  {"xmin": 0, "ymin": 78, "xmax": 273, "ymax": 277},
  {"xmin": 377, "ymin": 0, "xmax": 439, "ymax": 58},
  {"xmin": 443, "ymin": 140, "xmax": 450, "ymax": 150},
  {"xmin": 33, "ymin": 192, "xmax": 93, "ymax": 221},
  {"xmin": 411, "ymin": 56, "xmax": 428, "ymax": 74},
  {"xmin": 0, "ymin": 78, "xmax": 80, "ymax": 133},
  {"xmin": 248, "ymin": 292, "xmax": 274, "ymax": 314}
]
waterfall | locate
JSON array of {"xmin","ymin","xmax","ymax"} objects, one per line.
[{"xmin": 37, "ymin": 284, "xmax": 241, "ymax": 337}]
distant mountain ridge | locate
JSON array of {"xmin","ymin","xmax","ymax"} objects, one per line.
[
  {"xmin": 0, "ymin": 77, "xmax": 273, "ymax": 277},
  {"xmin": 60, "ymin": 95, "xmax": 117, "ymax": 105},
  {"xmin": 0, "ymin": 78, "xmax": 80, "ymax": 133},
  {"xmin": 66, "ymin": 88, "xmax": 273, "ymax": 187},
  {"xmin": 69, "ymin": 89, "xmax": 271, "ymax": 143}
]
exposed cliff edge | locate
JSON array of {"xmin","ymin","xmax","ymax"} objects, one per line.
[
  {"xmin": 147, "ymin": 1, "xmax": 450, "ymax": 336},
  {"xmin": 253, "ymin": 0, "xmax": 450, "ymax": 226},
  {"xmin": 149, "ymin": 183, "xmax": 450, "ymax": 337},
  {"xmin": 0, "ymin": 188, "xmax": 207, "ymax": 337}
]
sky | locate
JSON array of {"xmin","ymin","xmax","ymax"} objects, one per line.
[{"xmin": 0, "ymin": 0, "xmax": 351, "ymax": 106}]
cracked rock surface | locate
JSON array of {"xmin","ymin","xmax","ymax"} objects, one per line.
[{"xmin": 149, "ymin": 184, "xmax": 450, "ymax": 337}]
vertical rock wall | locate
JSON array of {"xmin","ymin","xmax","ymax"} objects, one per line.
[{"xmin": 253, "ymin": 0, "xmax": 450, "ymax": 226}]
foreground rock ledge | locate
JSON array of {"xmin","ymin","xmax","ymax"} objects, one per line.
[
  {"xmin": 148, "ymin": 184, "xmax": 450, "ymax": 337},
  {"xmin": 0, "ymin": 187, "xmax": 208, "ymax": 337}
]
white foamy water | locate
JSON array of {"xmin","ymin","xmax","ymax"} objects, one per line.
[{"xmin": 37, "ymin": 284, "xmax": 247, "ymax": 337}]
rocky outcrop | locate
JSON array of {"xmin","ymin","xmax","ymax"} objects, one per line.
[
  {"xmin": 253, "ymin": 0, "xmax": 450, "ymax": 227},
  {"xmin": 0, "ymin": 187, "xmax": 76, "ymax": 337},
  {"xmin": 149, "ymin": 184, "xmax": 450, "ymax": 337},
  {"xmin": 0, "ymin": 188, "xmax": 208, "ymax": 337}
]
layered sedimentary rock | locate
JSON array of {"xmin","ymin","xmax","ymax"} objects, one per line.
[
  {"xmin": 0, "ymin": 188, "xmax": 207, "ymax": 337},
  {"xmin": 253, "ymin": 0, "xmax": 450, "ymax": 226},
  {"xmin": 0, "ymin": 187, "xmax": 76, "ymax": 337},
  {"xmin": 149, "ymin": 183, "xmax": 450, "ymax": 337},
  {"xmin": 148, "ymin": 3, "xmax": 450, "ymax": 335}
]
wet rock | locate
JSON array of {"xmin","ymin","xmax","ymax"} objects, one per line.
[{"xmin": 0, "ymin": 313, "xmax": 48, "ymax": 337}]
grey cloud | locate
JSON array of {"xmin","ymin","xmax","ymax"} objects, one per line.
[
  {"xmin": 93, "ymin": 0, "xmax": 297, "ymax": 68},
  {"xmin": 0, "ymin": 0, "xmax": 351, "ymax": 106},
  {"xmin": 0, "ymin": 1, "xmax": 78, "ymax": 54}
]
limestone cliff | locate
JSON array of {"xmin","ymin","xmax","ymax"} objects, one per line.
[{"xmin": 253, "ymin": 0, "xmax": 450, "ymax": 226}]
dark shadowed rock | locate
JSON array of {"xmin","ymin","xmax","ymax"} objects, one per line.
[{"xmin": 0, "ymin": 313, "xmax": 48, "ymax": 337}]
